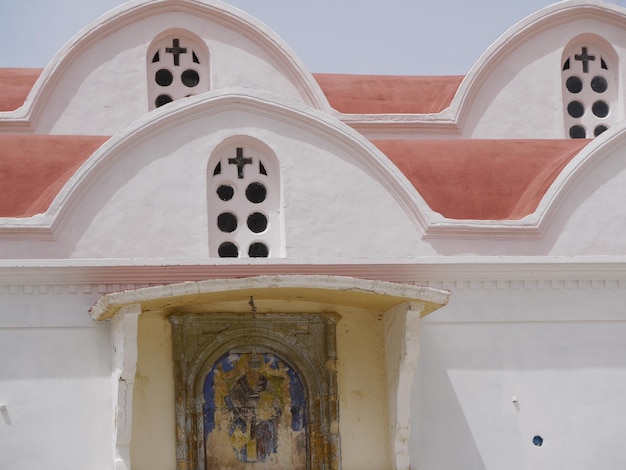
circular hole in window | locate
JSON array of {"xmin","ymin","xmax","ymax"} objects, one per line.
[
  {"xmin": 155, "ymin": 94, "xmax": 173, "ymax": 108},
  {"xmin": 247, "ymin": 212, "xmax": 268, "ymax": 233},
  {"xmin": 591, "ymin": 75, "xmax": 608, "ymax": 93},
  {"xmin": 216, "ymin": 184, "xmax": 234, "ymax": 201},
  {"xmin": 567, "ymin": 100, "xmax": 585, "ymax": 118},
  {"xmin": 248, "ymin": 242, "xmax": 269, "ymax": 258},
  {"xmin": 218, "ymin": 241, "xmax": 238, "ymax": 258},
  {"xmin": 246, "ymin": 182, "xmax": 267, "ymax": 204},
  {"xmin": 569, "ymin": 125, "xmax": 586, "ymax": 138},
  {"xmin": 532, "ymin": 435, "xmax": 543, "ymax": 447},
  {"xmin": 155, "ymin": 69, "xmax": 173, "ymax": 87},
  {"xmin": 594, "ymin": 124, "xmax": 609, "ymax": 137},
  {"xmin": 217, "ymin": 212, "xmax": 238, "ymax": 233},
  {"xmin": 181, "ymin": 69, "xmax": 200, "ymax": 87},
  {"xmin": 592, "ymin": 100, "xmax": 609, "ymax": 118},
  {"xmin": 565, "ymin": 76, "xmax": 583, "ymax": 94}
]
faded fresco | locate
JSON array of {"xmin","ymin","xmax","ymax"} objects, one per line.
[{"xmin": 203, "ymin": 351, "xmax": 307, "ymax": 469}]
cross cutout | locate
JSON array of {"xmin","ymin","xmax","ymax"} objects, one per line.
[
  {"xmin": 575, "ymin": 47, "xmax": 595, "ymax": 73},
  {"xmin": 228, "ymin": 147, "xmax": 253, "ymax": 179},
  {"xmin": 166, "ymin": 39, "xmax": 187, "ymax": 66}
]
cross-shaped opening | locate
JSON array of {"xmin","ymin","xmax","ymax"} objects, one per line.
[
  {"xmin": 228, "ymin": 147, "xmax": 253, "ymax": 179},
  {"xmin": 574, "ymin": 47, "xmax": 595, "ymax": 73},
  {"xmin": 166, "ymin": 38, "xmax": 187, "ymax": 67}
]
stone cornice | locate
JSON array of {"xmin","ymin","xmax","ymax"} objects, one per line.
[{"xmin": 1, "ymin": 257, "xmax": 626, "ymax": 287}]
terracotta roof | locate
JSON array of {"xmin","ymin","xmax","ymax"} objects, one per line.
[
  {"xmin": 373, "ymin": 139, "xmax": 590, "ymax": 220},
  {"xmin": 0, "ymin": 135, "xmax": 109, "ymax": 217},
  {"xmin": 0, "ymin": 68, "xmax": 43, "ymax": 112},
  {"xmin": 1, "ymin": 69, "xmax": 463, "ymax": 115},
  {"xmin": 314, "ymin": 74, "xmax": 463, "ymax": 114}
]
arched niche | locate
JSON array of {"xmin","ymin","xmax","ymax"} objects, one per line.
[
  {"xmin": 561, "ymin": 34, "xmax": 619, "ymax": 139},
  {"xmin": 147, "ymin": 29, "xmax": 210, "ymax": 110},
  {"xmin": 170, "ymin": 312, "xmax": 339, "ymax": 469}
]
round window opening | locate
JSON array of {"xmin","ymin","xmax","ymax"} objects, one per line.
[
  {"xmin": 246, "ymin": 182, "xmax": 267, "ymax": 204},
  {"xmin": 594, "ymin": 124, "xmax": 609, "ymax": 137},
  {"xmin": 247, "ymin": 212, "xmax": 268, "ymax": 233},
  {"xmin": 218, "ymin": 242, "xmax": 238, "ymax": 258},
  {"xmin": 565, "ymin": 76, "xmax": 583, "ymax": 94},
  {"xmin": 155, "ymin": 69, "xmax": 174, "ymax": 87},
  {"xmin": 249, "ymin": 242, "xmax": 269, "ymax": 258},
  {"xmin": 155, "ymin": 94, "xmax": 173, "ymax": 108},
  {"xmin": 591, "ymin": 75, "xmax": 608, "ymax": 93},
  {"xmin": 217, "ymin": 212, "xmax": 238, "ymax": 233},
  {"xmin": 567, "ymin": 100, "xmax": 585, "ymax": 118},
  {"xmin": 181, "ymin": 69, "xmax": 200, "ymax": 88},
  {"xmin": 592, "ymin": 100, "xmax": 609, "ymax": 118},
  {"xmin": 569, "ymin": 125, "xmax": 586, "ymax": 139},
  {"xmin": 216, "ymin": 184, "xmax": 234, "ymax": 201}
]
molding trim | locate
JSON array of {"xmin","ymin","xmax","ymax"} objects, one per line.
[{"xmin": 1, "ymin": 258, "xmax": 626, "ymax": 290}]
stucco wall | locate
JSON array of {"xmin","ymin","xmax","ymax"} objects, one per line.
[
  {"xmin": 412, "ymin": 282, "xmax": 626, "ymax": 470},
  {"xmin": 0, "ymin": 291, "xmax": 112, "ymax": 470}
]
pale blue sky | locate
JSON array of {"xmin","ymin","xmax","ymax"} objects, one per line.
[{"xmin": 0, "ymin": 0, "xmax": 622, "ymax": 74}]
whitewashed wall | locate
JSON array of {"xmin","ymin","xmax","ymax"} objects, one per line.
[
  {"xmin": 0, "ymin": 289, "xmax": 111, "ymax": 470},
  {"xmin": 412, "ymin": 280, "xmax": 626, "ymax": 470}
]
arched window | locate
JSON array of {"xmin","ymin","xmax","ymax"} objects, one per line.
[
  {"xmin": 562, "ymin": 36, "xmax": 618, "ymax": 139},
  {"xmin": 208, "ymin": 138, "xmax": 282, "ymax": 259},
  {"xmin": 147, "ymin": 30, "xmax": 209, "ymax": 110}
]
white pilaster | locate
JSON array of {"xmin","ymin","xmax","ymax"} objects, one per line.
[
  {"xmin": 111, "ymin": 303, "xmax": 141, "ymax": 470},
  {"xmin": 384, "ymin": 301, "xmax": 424, "ymax": 470}
]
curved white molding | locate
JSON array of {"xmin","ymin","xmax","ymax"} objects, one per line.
[
  {"xmin": 422, "ymin": 117, "xmax": 626, "ymax": 238},
  {"xmin": 0, "ymin": 0, "xmax": 331, "ymax": 131},
  {"xmin": 0, "ymin": 89, "xmax": 436, "ymax": 238},
  {"xmin": 523, "ymin": 117, "xmax": 626, "ymax": 235}
]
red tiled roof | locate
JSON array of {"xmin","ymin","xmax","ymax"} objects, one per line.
[
  {"xmin": 0, "ymin": 69, "xmax": 463, "ymax": 115},
  {"xmin": 0, "ymin": 68, "xmax": 43, "ymax": 112},
  {"xmin": 373, "ymin": 139, "xmax": 590, "ymax": 220},
  {"xmin": 314, "ymin": 74, "xmax": 463, "ymax": 114},
  {"xmin": 0, "ymin": 135, "xmax": 109, "ymax": 217}
]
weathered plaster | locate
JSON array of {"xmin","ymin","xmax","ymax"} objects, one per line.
[
  {"xmin": 384, "ymin": 302, "xmax": 424, "ymax": 470},
  {"xmin": 111, "ymin": 303, "xmax": 141, "ymax": 470}
]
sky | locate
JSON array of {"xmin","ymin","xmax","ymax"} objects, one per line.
[{"xmin": 0, "ymin": 0, "xmax": 623, "ymax": 74}]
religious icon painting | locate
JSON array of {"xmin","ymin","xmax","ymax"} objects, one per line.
[{"xmin": 203, "ymin": 351, "xmax": 307, "ymax": 469}]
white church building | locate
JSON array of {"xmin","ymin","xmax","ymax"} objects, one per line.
[{"xmin": 1, "ymin": 0, "xmax": 626, "ymax": 468}]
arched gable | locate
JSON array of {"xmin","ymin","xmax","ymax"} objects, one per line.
[
  {"xmin": 0, "ymin": 0, "xmax": 330, "ymax": 135},
  {"xmin": 449, "ymin": 0, "xmax": 626, "ymax": 138},
  {"xmin": 0, "ymin": 90, "xmax": 429, "ymax": 258}
]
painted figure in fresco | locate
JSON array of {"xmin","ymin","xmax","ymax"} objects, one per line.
[{"xmin": 204, "ymin": 351, "xmax": 306, "ymax": 469}]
